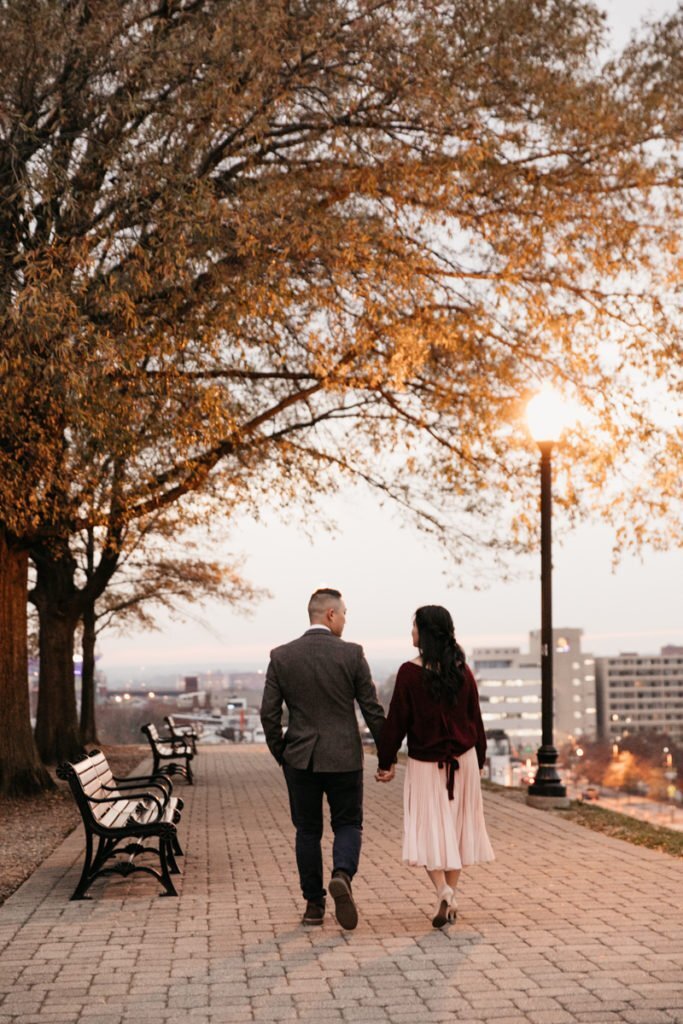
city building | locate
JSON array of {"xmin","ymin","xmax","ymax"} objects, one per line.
[
  {"xmin": 472, "ymin": 628, "xmax": 597, "ymax": 753},
  {"xmin": 595, "ymin": 647, "xmax": 683, "ymax": 742},
  {"xmin": 226, "ymin": 671, "xmax": 266, "ymax": 691},
  {"xmin": 472, "ymin": 646, "xmax": 542, "ymax": 757},
  {"xmin": 528, "ymin": 628, "xmax": 597, "ymax": 744}
]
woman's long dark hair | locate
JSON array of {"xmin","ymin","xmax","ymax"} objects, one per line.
[{"xmin": 414, "ymin": 605, "xmax": 466, "ymax": 704}]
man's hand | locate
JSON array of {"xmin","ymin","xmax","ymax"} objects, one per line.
[{"xmin": 375, "ymin": 765, "xmax": 395, "ymax": 783}]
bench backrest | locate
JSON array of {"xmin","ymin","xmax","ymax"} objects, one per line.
[
  {"xmin": 57, "ymin": 752, "xmax": 139, "ymax": 831},
  {"xmin": 144, "ymin": 722, "xmax": 162, "ymax": 744},
  {"xmin": 143, "ymin": 722, "xmax": 185, "ymax": 751},
  {"xmin": 85, "ymin": 749, "xmax": 117, "ymax": 792}
]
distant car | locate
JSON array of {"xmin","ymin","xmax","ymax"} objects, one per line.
[{"xmin": 582, "ymin": 786, "xmax": 600, "ymax": 801}]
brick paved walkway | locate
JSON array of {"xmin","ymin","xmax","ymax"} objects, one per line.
[{"xmin": 0, "ymin": 746, "xmax": 682, "ymax": 1024}]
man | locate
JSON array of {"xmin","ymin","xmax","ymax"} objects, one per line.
[{"xmin": 260, "ymin": 587, "xmax": 387, "ymax": 929}]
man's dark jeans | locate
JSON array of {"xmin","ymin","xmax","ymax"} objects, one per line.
[{"xmin": 283, "ymin": 763, "xmax": 363, "ymax": 902}]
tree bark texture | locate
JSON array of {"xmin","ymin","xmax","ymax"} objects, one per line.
[
  {"xmin": 32, "ymin": 532, "xmax": 120, "ymax": 760},
  {"xmin": 79, "ymin": 600, "xmax": 98, "ymax": 746},
  {"xmin": 32, "ymin": 542, "xmax": 84, "ymax": 764},
  {"xmin": 0, "ymin": 527, "xmax": 53, "ymax": 795}
]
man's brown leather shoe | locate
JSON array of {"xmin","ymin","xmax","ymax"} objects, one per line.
[
  {"xmin": 302, "ymin": 899, "xmax": 325, "ymax": 926},
  {"xmin": 328, "ymin": 871, "xmax": 358, "ymax": 930}
]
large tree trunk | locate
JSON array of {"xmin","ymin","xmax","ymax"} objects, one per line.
[
  {"xmin": 32, "ymin": 529, "xmax": 121, "ymax": 759},
  {"xmin": 0, "ymin": 527, "xmax": 53, "ymax": 795},
  {"xmin": 79, "ymin": 600, "xmax": 98, "ymax": 746},
  {"xmin": 32, "ymin": 542, "xmax": 83, "ymax": 764}
]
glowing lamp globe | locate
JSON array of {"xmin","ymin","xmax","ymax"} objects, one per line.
[{"xmin": 526, "ymin": 387, "xmax": 572, "ymax": 444}]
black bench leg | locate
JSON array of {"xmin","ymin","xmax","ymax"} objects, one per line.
[
  {"xmin": 185, "ymin": 758, "xmax": 193, "ymax": 785},
  {"xmin": 172, "ymin": 832, "xmax": 183, "ymax": 858},
  {"xmin": 71, "ymin": 830, "xmax": 95, "ymax": 901},
  {"xmin": 92, "ymin": 835, "xmax": 111, "ymax": 874},
  {"xmin": 166, "ymin": 841, "xmax": 180, "ymax": 875},
  {"xmin": 158, "ymin": 839, "xmax": 178, "ymax": 897}
]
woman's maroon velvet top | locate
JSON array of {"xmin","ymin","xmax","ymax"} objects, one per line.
[{"xmin": 377, "ymin": 661, "xmax": 487, "ymax": 771}]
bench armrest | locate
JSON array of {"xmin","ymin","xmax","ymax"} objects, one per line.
[
  {"xmin": 169, "ymin": 741, "xmax": 192, "ymax": 753},
  {"xmin": 157, "ymin": 732, "xmax": 186, "ymax": 746},
  {"xmin": 109, "ymin": 775, "xmax": 172, "ymax": 795},
  {"xmin": 103, "ymin": 781, "xmax": 171, "ymax": 807},
  {"xmin": 156, "ymin": 736, "xmax": 192, "ymax": 754},
  {"xmin": 86, "ymin": 791, "xmax": 163, "ymax": 816},
  {"xmin": 112, "ymin": 771, "xmax": 170, "ymax": 785}
]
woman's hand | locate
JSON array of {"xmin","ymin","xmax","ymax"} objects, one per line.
[{"xmin": 375, "ymin": 766, "xmax": 395, "ymax": 783}]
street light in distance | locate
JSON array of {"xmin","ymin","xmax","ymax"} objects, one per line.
[{"xmin": 526, "ymin": 386, "xmax": 573, "ymax": 809}]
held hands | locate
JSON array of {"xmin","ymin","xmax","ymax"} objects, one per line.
[{"xmin": 375, "ymin": 765, "xmax": 395, "ymax": 783}]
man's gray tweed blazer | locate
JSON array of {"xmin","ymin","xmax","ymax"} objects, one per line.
[{"xmin": 260, "ymin": 628, "xmax": 386, "ymax": 772}]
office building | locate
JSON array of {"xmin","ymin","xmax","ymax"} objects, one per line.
[
  {"xmin": 472, "ymin": 628, "xmax": 597, "ymax": 752},
  {"xmin": 472, "ymin": 646, "xmax": 542, "ymax": 756},
  {"xmin": 529, "ymin": 628, "xmax": 597, "ymax": 744},
  {"xmin": 595, "ymin": 647, "xmax": 683, "ymax": 742}
]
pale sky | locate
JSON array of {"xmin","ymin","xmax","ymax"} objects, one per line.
[
  {"xmin": 99, "ymin": 0, "xmax": 682, "ymax": 682},
  {"xmin": 604, "ymin": 0, "xmax": 678, "ymax": 48}
]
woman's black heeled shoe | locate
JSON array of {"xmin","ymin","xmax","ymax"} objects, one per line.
[{"xmin": 431, "ymin": 885, "xmax": 454, "ymax": 927}]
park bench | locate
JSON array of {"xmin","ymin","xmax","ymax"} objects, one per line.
[
  {"xmin": 141, "ymin": 722, "xmax": 194, "ymax": 784},
  {"xmin": 57, "ymin": 749, "xmax": 184, "ymax": 900},
  {"xmin": 81, "ymin": 748, "xmax": 184, "ymax": 823},
  {"xmin": 164, "ymin": 714, "xmax": 201, "ymax": 754}
]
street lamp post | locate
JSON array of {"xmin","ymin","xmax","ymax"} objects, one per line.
[{"xmin": 525, "ymin": 388, "xmax": 571, "ymax": 808}]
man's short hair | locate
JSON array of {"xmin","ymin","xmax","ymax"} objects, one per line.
[{"xmin": 308, "ymin": 587, "xmax": 343, "ymax": 621}]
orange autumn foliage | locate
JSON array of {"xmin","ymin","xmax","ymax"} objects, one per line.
[{"xmin": 1, "ymin": 0, "xmax": 681, "ymax": 789}]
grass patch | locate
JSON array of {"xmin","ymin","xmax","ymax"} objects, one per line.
[
  {"xmin": 555, "ymin": 801, "xmax": 683, "ymax": 858},
  {"xmin": 482, "ymin": 779, "xmax": 683, "ymax": 860}
]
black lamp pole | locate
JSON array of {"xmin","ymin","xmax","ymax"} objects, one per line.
[{"xmin": 527, "ymin": 439, "xmax": 566, "ymax": 800}]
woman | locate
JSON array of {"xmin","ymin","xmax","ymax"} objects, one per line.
[{"xmin": 376, "ymin": 605, "xmax": 494, "ymax": 926}]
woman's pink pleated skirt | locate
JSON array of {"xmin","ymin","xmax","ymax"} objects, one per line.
[{"xmin": 402, "ymin": 747, "xmax": 495, "ymax": 870}]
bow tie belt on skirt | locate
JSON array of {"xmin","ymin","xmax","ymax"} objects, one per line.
[{"xmin": 437, "ymin": 756, "xmax": 460, "ymax": 800}]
